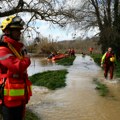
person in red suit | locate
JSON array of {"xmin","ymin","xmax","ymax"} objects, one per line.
[
  {"xmin": 101, "ymin": 47, "xmax": 116, "ymax": 80},
  {"xmin": 0, "ymin": 15, "xmax": 32, "ymax": 120}
]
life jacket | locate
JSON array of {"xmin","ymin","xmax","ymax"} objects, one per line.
[
  {"xmin": 71, "ymin": 49, "xmax": 75, "ymax": 54},
  {"xmin": 0, "ymin": 36, "xmax": 32, "ymax": 107},
  {"xmin": 104, "ymin": 52, "xmax": 115, "ymax": 65}
]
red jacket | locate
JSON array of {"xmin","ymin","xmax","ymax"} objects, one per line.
[{"xmin": 0, "ymin": 36, "xmax": 32, "ymax": 107}]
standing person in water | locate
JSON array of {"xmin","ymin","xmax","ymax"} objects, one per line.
[
  {"xmin": 101, "ymin": 47, "xmax": 116, "ymax": 80},
  {"xmin": 71, "ymin": 48, "xmax": 75, "ymax": 56},
  {"xmin": 89, "ymin": 47, "xmax": 93, "ymax": 54},
  {"xmin": 0, "ymin": 15, "xmax": 32, "ymax": 120},
  {"xmin": 68, "ymin": 48, "xmax": 71, "ymax": 56}
]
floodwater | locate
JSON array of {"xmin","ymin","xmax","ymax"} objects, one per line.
[
  {"xmin": 27, "ymin": 55, "xmax": 120, "ymax": 120},
  {"xmin": 28, "ymin": 57, "xmax": 66, "ymax": 76}
]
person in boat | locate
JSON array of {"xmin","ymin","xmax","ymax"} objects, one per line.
[
  {"xmin": 48, "ymin": 52, "xmax": 55, "ymax": 59},
  {"xmin": 101, "ymin": 47, "xmax": 116, "ymax": 80}
]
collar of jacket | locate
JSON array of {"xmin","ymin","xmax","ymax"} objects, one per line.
[{"xmin": 3, "ymin": 36, "xmax": 23, "ymax": 52}]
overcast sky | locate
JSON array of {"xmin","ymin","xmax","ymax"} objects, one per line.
[{"xmin": 0, "ymin": 0, "xmax": 99, "ymax": 42}]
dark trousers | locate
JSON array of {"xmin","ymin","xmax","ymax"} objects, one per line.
[
  {"xmin": 104, "ymin": 64, "xmax": 114, "ymax": 79},
  {"xmin": 2, "ymin": 105, "xmax": 24, "ymax": 120}
]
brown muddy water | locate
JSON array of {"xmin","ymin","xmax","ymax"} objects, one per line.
[{"xmin": 27, "ymin": 55, "xmax": 120, "ymax": 120}]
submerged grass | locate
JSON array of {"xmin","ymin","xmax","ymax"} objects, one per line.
[
  {"xmin": 56, "ymin": 56, "xmax": 76, "ymax": 66},
  {"xmin": 25, "ymin": 108, "xmax": 40, "ymax": 120},
  {"xmin": 29, "ymin": 69, "xmax": 68, "ymax": 90},
  {"xmin": 93, "ymin": 78, "xmax": 109, "ymax": 96}
]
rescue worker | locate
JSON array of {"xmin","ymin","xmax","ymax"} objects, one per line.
[
  {"xmin": 101, "ymin": 47, "xmax": 116, "ymax": 80},
  {"xmin": 89, "ymin": 47, "xmax": 93, "ymax": 54},
  {"xmin": 48, "ymin": 52, "xmax": 55, "ymax": 59},
  {"xmin": 68, "ymin": 48, "xmax": 71, "ymax": 56},
  {"xmin": 71, "ymin": 48, "xmax": 75, "ymax": 56},
  {"xmin": 0, "ymin": 15, "xmax": 32, "ymax": 120}
]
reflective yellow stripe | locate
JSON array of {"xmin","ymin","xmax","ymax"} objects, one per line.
[
  {"xmin": 101, "ymin": 52, "xmax": 107, "ymax": 64},
  {"xmin": 4, "ymin": 89, "xmax": 7, "ymax": 95},
  {"xmin": 10, "ymin": 89, "xmax": 24, "ymax": 96},
  {"xmin": 4, "ymin": 89, "xmax": 24, "ymax": 96}
]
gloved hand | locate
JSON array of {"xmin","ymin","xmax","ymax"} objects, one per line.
[{"xmin": 101, "ymin": 64, "xmax": 103, "ymax": 67}]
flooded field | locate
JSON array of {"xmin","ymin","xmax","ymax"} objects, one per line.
[
  {"xmin": 28, "ymin": 55, "xmax": 120, "ymax": 120},
  {"xmin": 28, "ymin": 57, "xmax": 66, "ymax": 76}
]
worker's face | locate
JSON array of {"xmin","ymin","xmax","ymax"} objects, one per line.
[
  {"xmin": 11, "ymin": 28, "xmax": 22, "ymax": 41},
  {"xmin": 108, "ymin": 47, "xmax": 112, "ymax": 52}
]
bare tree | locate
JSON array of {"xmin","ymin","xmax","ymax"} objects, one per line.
[
  {"xmin": 69, "ymin": 0, "xmax": 120, "ymax": 57},
  {"xmin": 0, "ymin": 0, "xmax": 76, "ymax": 37}
]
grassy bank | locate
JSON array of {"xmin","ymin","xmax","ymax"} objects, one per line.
[
  {"xmin": 56, "ymin": 56, "xmax": 76, "ymax": 66},
  {"xmin": 29, "ymin": 70, "xmax": 68, "ymax": 90},
  {"xmin": 93, "ymin": 78, "xmax": 109, "ymax": 96}
]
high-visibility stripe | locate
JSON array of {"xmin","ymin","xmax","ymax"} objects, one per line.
[
  {"xmin": 4, "ymin": 89, "xmax": 7, "ymax": 96},
  {"xmin": 101, "ymin": 52, "xmax": 106, "ymax": 64},
  {"xmin": 10, "ymin": 89, "xmax": 24, "ymax": 96},
  {"xmin": 4, "ymin": 89, "xmax": 24, "ymax": 96},
  {"xmin": 0, "ymin": 54, "xmax": 14, "ymax": 60}
]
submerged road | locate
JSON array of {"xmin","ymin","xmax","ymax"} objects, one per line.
[{"xmin": 28, "ymin": 55, "xmax": 120, "ymax": 120}]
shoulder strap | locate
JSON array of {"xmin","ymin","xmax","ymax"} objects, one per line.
[
  {"xmin": 0, "ymin": 36, "xmax": 23, "ymax": 59},
  {"xmin": 7, "ymin": 43, "xmax": 23, "ymax": 60}
]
